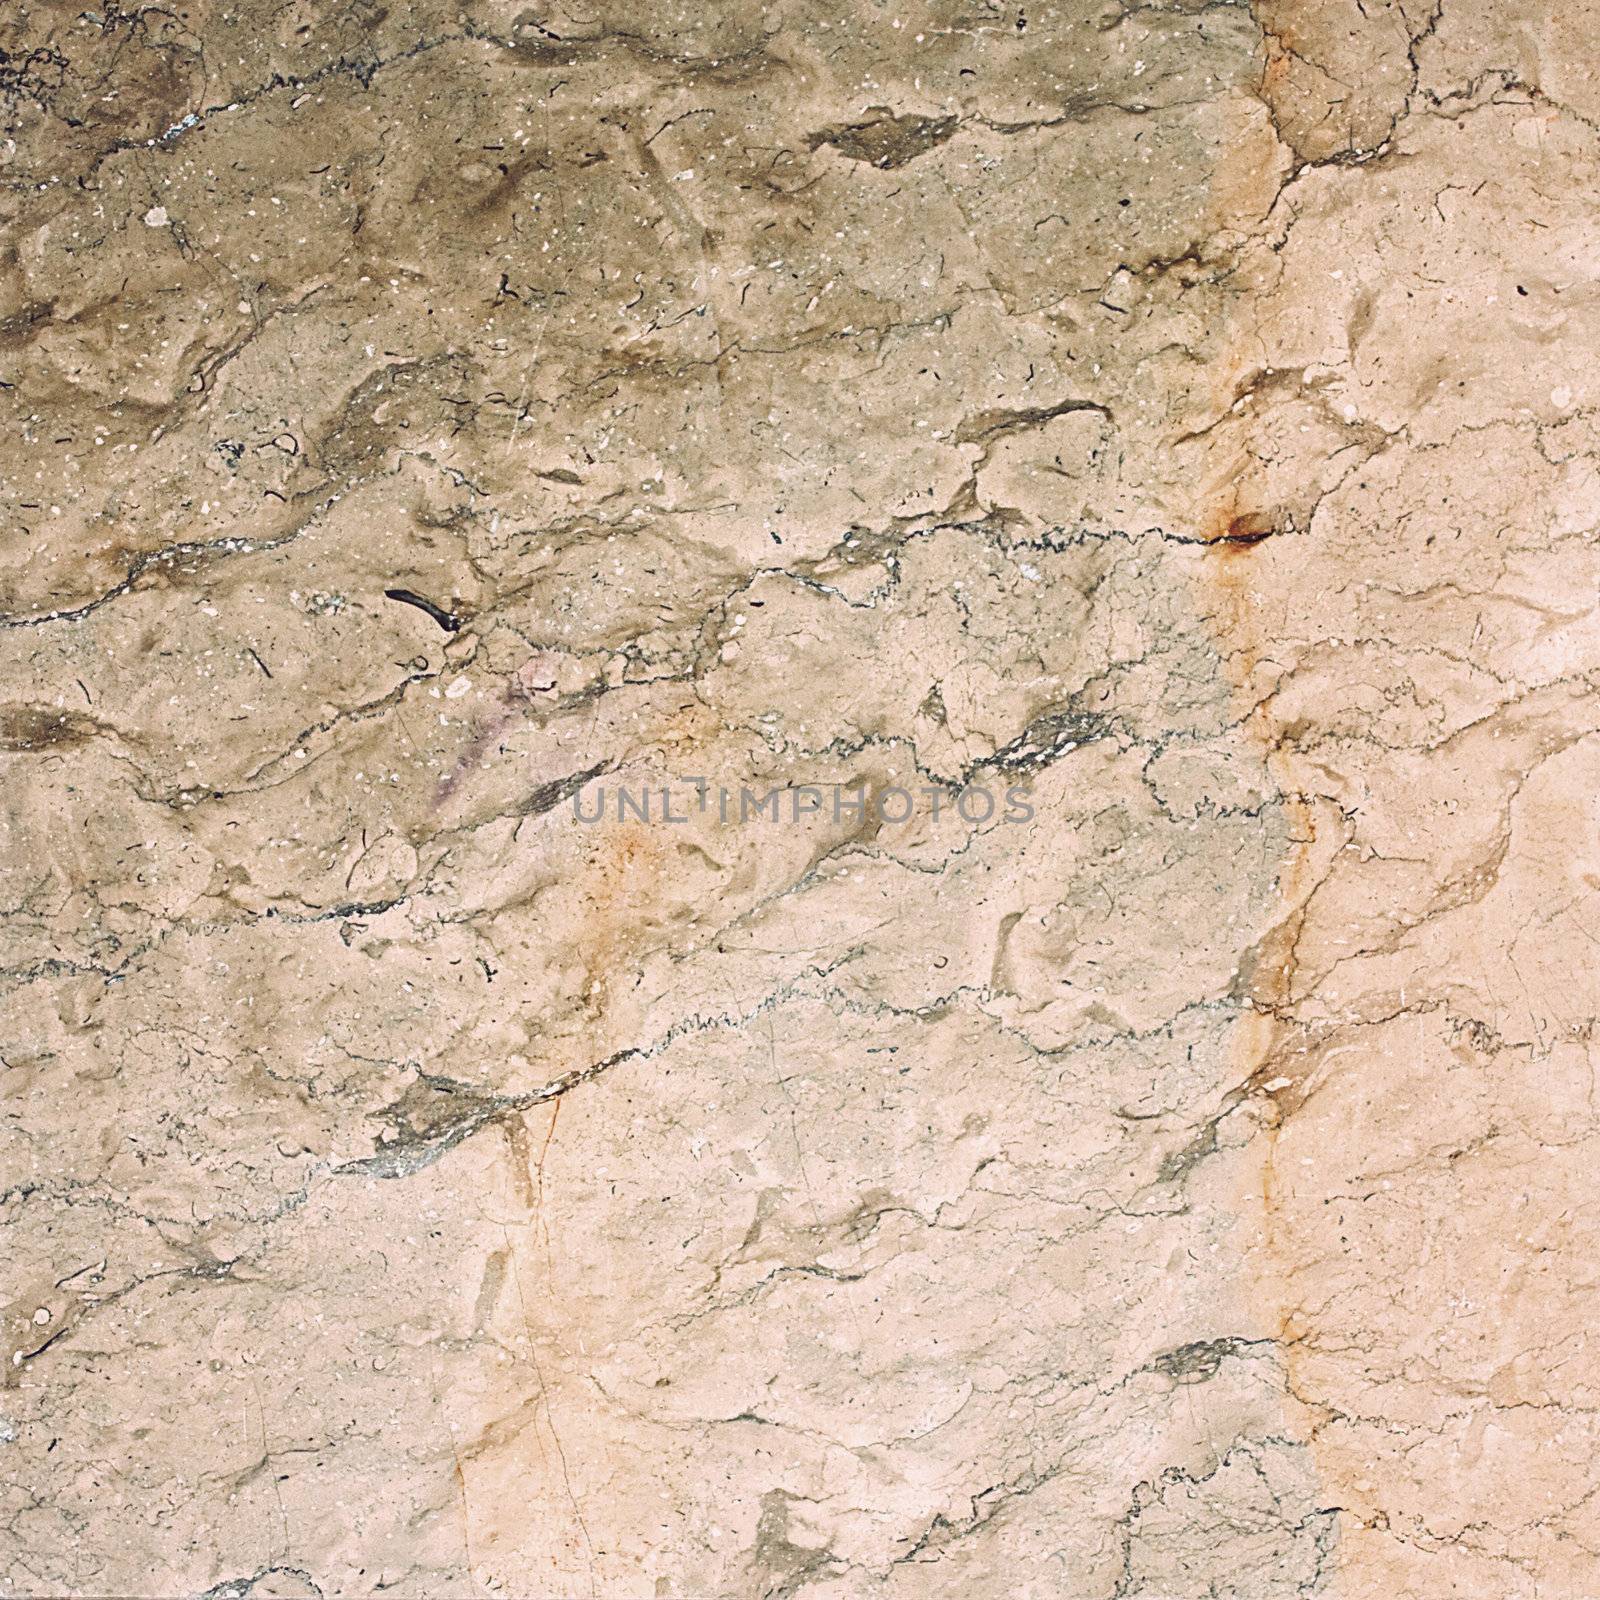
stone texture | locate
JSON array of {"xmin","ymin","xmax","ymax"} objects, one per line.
[{"xmin": 2, "ymin": 0, "xmax": 1598, "ymax": 1595}]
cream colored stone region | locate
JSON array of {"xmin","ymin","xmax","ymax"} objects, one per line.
[{"xmin": 2, "ymin": 0, "xmax": 1598, "ymax": 1596}]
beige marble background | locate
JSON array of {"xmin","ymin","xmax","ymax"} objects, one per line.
[{"xmin": 3, "ymin": 0, "xmax": 1599, "ymax": 1595}]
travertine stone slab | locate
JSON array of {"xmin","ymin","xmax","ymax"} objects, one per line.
[{"xmin": 3, "ymin": 1, "xmax": 1598, "ymax": 1595}]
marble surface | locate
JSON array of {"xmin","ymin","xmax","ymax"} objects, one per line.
[{"xmin": 3, "ymin": 0, "xmax": 1599, "ymax": 1594}]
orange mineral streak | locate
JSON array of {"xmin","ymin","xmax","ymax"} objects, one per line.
[
  {"xmin": 1196, "ymin": 492, "xmax": 1331, "ymax": 1420},
  {"xmin": 575, "ymin": 817, "xmax": 669, "ymax": 1010},
  {"xmin": 550, "ymin": 690, "xmax": 718, "ymax": 1081},
  {"xmin": 1189, "ymin": 76, "xmax": 1343, "ymax": 1523},
  {"xmin": 567, "ymin": 695, "xmax": 715, "ymax": 1024},
  {"xmin": 1191, "ymin": 448, "xmax": 1338, "ymax": 1520},
  {"xmin": 487, "ymin": 777, "xmax": 680, "ymax": 1591}
]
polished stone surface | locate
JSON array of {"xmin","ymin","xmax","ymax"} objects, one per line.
[{"xmin": 3, "ymin": 1, "xmax": 1599, "ymax": 1595}]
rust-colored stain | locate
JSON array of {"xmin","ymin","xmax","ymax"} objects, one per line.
[
  {"xmin": 577, "ymin": 818, "xmax": 668, "ymax": 985},
  {"xmin": 499, "ymin": 693, "xmax": 711, "ymax": 1221},
  {"xmin": 1210, "ymin": 510, "xmax": 1278, "ymax": 549},
  {"xmin": 1185, "ymin": 80, "xmax": 1338, "ymax": 1543},
  {"xmin": 570, "ymin": 696, "xmax": 711, "ymax": 1008},
  {"xmin": 1192, "ymin": 508, "xmax": 1329, "ymax": 1483}
]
